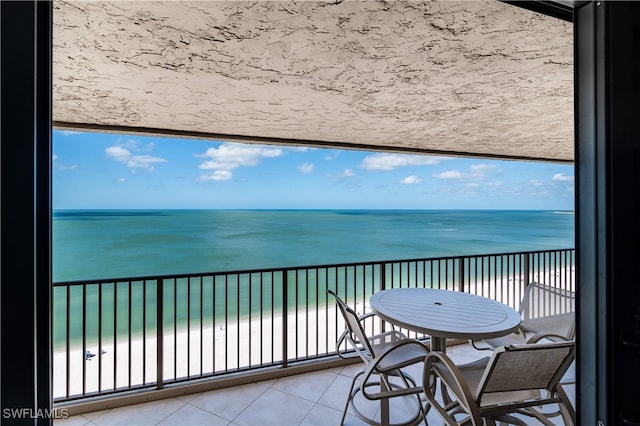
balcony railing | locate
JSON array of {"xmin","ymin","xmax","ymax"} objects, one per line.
[{"xmin": 52, "ymin": 248, "xmax": 575, "ymax": 404}]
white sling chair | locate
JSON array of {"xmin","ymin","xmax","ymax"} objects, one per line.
[
  {"xmin": 472, "ymin": 282, "xmax": 575, "ymax": 350},
  {"xmin": 328, "ymin": 289, "xmax": 430, "ymax": 426},
  {"xmin": 423, "ymin": 341, "xmax": 576, "ymax": 426}
]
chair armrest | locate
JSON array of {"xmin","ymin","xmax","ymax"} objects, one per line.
[
  {"xmin": 359, "ymin": 339, "xmax": 429, "ymax": 401},
  {"xmin": 358, "ymin": 312, "xmax": 376, "ymax": 321},
  {"xmin": 335, "ymin": 329, "xmax": 361, "ymax": 360},
  {"xmin": 526, "ymin": 333, "xmax": 573, "ymax": 344},
  {"xmin": 423, "ymin": 351, "xmax": 482, "ymax": 424}
]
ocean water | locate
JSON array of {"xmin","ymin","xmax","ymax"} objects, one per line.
[
  {"xmin": 53, "ymin": 209, "xmax": 575, "ymax": 282},
  {"xmin": 52, "ymin": 209, "xmax": 575, "ymax": 349}
]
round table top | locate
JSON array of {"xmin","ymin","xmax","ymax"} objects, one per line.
[{"xmin": 369, "ymin": 287, "xmax": 521, "ymax": 340}]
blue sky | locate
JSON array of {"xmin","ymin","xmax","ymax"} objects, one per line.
[{"xmin": 52, "ymin": 130, "xmax": 575, "ymax": 210}]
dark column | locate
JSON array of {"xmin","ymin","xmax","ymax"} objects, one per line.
[
  {"xmin": 0, "ymin": 1, "xmax": 52, "ymax": 425},
  {"xmin": 575, "ymin": 2, "xmax": 640, "ymax": 425}
]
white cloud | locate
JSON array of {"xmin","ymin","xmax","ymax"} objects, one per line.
[
  {"xmin": 57, "ymin": 164, "xmax": 79, "ymax": 171},
  {"xmin": 197, "ymin": 143, "xmax": 283, "ymax": 180},
  {"xmin": 52, "ymin": 153, "xmax": 78, "ymax": 171},
  {"xmin": 466, "ymin": 183, "xmax": 480, "ymax": 188},
  {"xmin": 117, "ymin": 177, "xmax": 126, "ymax": 183},
  {"xmin": 360, "ymin": 153, "xmax": 446, "ymax": 171},
  {"xmin": 328, "ymin": 169, "xmax": 355, "ymax": 179},
  {"xmin": 198, "ymin": 170, "xmax": 233, "ymax": 182},
  {"xmin": 401, "ymin": 175, "xmax": 422, "ymax": 184},
  {"xmin": 298, "ymin": 162, "xmax": 314, "ymax": 173},
  {"xmin": 552, "ymin": 173, "xmax": 574, "ymax": 182},
  {"xmin": 105, "ymin": 142, "xmax": 167, "ymax": 172},
  {"xmin": 433, "ymin": 170, "xmax": 467, "ymax": 179},
  {"xmin": 324, "ymin": 151, "xmax": 340, "ymax": 161},
  {"xmin": 470, "ymin": 164, "xmax": 499, "ymax": 173}
]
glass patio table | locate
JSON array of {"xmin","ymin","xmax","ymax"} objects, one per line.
[{"xmin": 369, "ymin": 287, "xmax": 522, "ymax": 352}]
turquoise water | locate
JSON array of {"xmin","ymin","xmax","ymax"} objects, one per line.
[
  {"xmin": 52, "ymin": 210, "xmax": 575, "ymax": 349},
  {"xmin": 53, "ymin": 209, "xmax": 574, "ymax": 282}
]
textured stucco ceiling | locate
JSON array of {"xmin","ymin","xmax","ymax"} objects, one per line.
[{"xmin": 52, "ymin": 0, "xmax": 574, "ymax": 162}]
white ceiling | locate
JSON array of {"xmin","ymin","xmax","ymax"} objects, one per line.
[{"xmin": 52, "ymin": 0, "xmax": 574, "ymax": 162}]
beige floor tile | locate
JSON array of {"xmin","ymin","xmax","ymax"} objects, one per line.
[
  {"xmin": 175, "ymin": 392, "xmax": 202, "ymax": 403},
  {"xmin": 54, "ymin": 414, "xmax": 93, "ymax": 426},
  {"xmin": 337, "ymin": 363, "xmax": 363, "ymax": 378},
  {"xmin": 300, "ymin": 403, "xmax": 367, "ymax": 426},
  {"xmin": 189, "ymin": 381, "xmax": 271, "ymax": 421},
  {"xmin": 271, "ymin": 370, "xmax": 338, "ymax": 403},
  {"xmin": 80, "ymin": 409, "xmax": 111, "ymax": 422},
  {"xmin": 157, "ymin": 403, "xmax": 229, "ymax": 426},
  {"xmin": 90, "ymin": 398, "xmax": 185, "ymax": 426},
  {"xmin": 316, "ymin": 373, "xmax": 356, "ymax": 413},
  {"xmin": 232, "ymin": 388, "xmax": 315, "ymax": 426}
]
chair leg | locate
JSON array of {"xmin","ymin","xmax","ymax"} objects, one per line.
[
  {"xmin": 342, "ymin": 370, "xmax": 363, "ymax": 426},
  {"xmin": 556, "ymin": 385, "xmax": 576, "ymax": 426},
  {"xmin": 395, "ymin": 370, "xmax": 429, "ymax": 426}
]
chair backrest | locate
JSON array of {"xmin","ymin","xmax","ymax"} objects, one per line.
[
  {"xmin": 475, "ymin": 341, "xmax": 575, "ymax": 400},
  {"xmin": 519, "ymin": 282, "xmax": 576, "ymax": 339},
  {"xmin": 328, "ymin": 289, "xmax": 375, "ymax": 361}
]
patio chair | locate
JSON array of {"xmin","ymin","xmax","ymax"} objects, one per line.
[
  {"xmin": 423, "ymin": 341, "xmax": 576, "ymax": 425},
  {"xmin": 328, "ymin": 289, "xmax": 430, "ymax": 426},
  {"xmin": 472, "ymin": 282, "xmax": 575, "ymax": 350}
]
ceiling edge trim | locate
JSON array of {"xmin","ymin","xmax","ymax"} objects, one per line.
[
  {"xmin": 500, "ymin": 0, "xmax": 574, "ymax": 22},
  {"xmin": 53, "ymin": 121, "xmax": 574, "ymax": 164}
]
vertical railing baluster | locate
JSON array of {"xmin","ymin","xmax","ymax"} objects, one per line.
[
  {"xmin": 306, "ymin": 269, "xmax": 309, "ymax": 359},
  {"xmin": 82, "ymin": 284, "xmax": 86, "ymax": 396},
  {"xmin": 142, "ymin": 280, "xmax": 146, "ymax": 385},
  {"xmin": 249, "ymin": 273, "xmax": 253, "ymax": 367},
  {"xmin": 315, "ymin": 268, "xmax": 319, "ymax": 357},
  {"xmin": 173, "ymin": 279, "xmax": 177, "ymax": 379},
  {"xmin": 282, "ymin": 270, "xmax": 288, "ymax": 368},
  {"xmin": 224, "ymin": 275, "xmax": 228, "ymax": 372},
  {"xmin": 271, "ymin": 271, "xmax": 275, "ymax": 364},
  {"xmin": 199, "ymin": 276, "xmax": 203, "ymax": 376},
  {"xmin": 212, "ymin": 275, "xmax": 217, "ymax": 374},
  {"xmin": 156, "ymin": 278, "xmax": 163, "ymax": 390},
  {"xmin": 236, "ymin": 274, "xmax": 240, "ymax": 371},
  {"xmin": 457, "ymin": 257, "xmax": 465, "ymax": 293},
  {"xmin": 187, "ymin": 278, "xmax": 191, "ymax": 378},
  {"xmin": 98, "ymin": 283, "xmax": 103, "ymax": 392},
  {"xmin": 295, "ymin": 270, "xmax": 299, "ymax": 360},
  {"xmin": 260, "ymin": 272, "xmax": 264, "ymax": 366},
  {"xmin": 113, "ymin": 282, "xmax": 118, "ymax": 391},
  {"xmin": 128, "ymin": 281, "xmax": 132, "ymax": 388},
  {"xmin": 65, "ymin": 286, "xmax": 70, "ymax": 398}
]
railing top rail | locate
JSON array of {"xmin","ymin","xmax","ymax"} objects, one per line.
[{"xmin": 53, "ymin": 247, "xmax": 575, "ymax": 287}]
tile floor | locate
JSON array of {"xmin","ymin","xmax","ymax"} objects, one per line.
[{"xmin": 54, "ymin": 343, "xmax": 575, "ymax": 426}]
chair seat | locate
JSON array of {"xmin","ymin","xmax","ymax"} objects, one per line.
[
  {"xmin": 482, "ymin": 312, "xmax": 575, "ymax": 348},
  {"xmin": 374, "ymin": 340, "xmax": 431, "ymax": 373}
]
